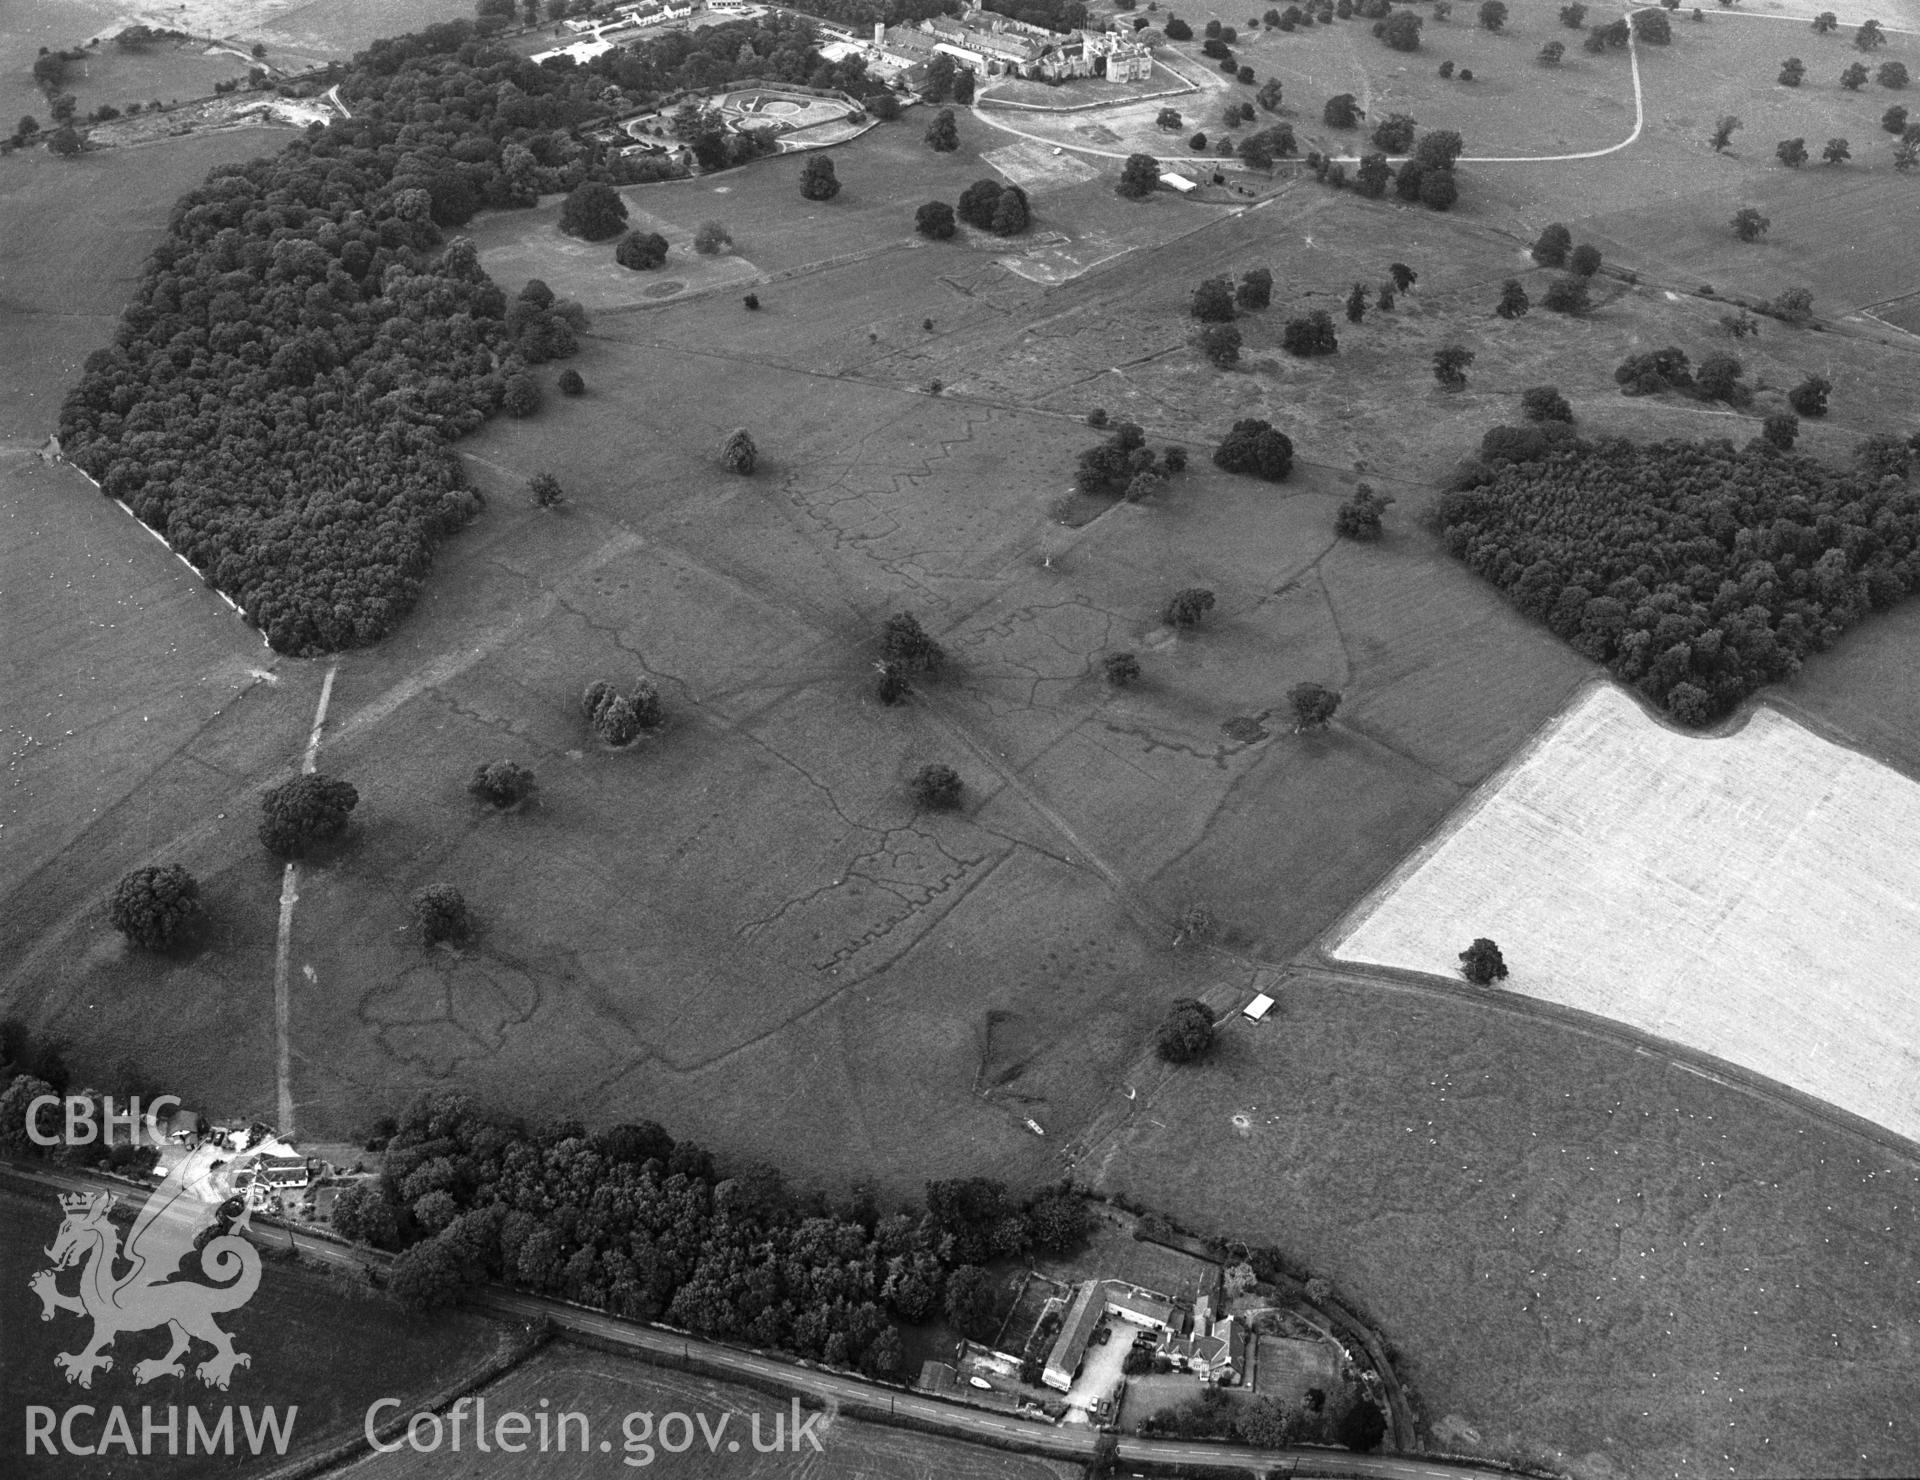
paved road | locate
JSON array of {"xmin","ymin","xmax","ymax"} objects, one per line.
[{"xmin": 5, "ymin": 1161, "xmax": 1528, "ymax": 1480}]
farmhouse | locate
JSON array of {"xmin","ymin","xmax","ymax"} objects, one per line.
[
  {"xmin": 863, "ymin": 3, "xmax": 1150, "ymax": 85},
  {"xmin": 1043, "ymin": 1279, "xmax": 1205, "ymax": 1391},
  {"xmin": 254, "ymin": 1152, "xmax": 311, "ymax": 1190}
]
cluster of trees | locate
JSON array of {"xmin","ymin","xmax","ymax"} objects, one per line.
[
  {"xmin": 336, "ymin": 1089, "xmax": 1091, "ymax": 1368},
  {"xmin": 412, "ymin": 884, "xmax": 472, "ymax": 945},
  {"xmin": 583, "ymin": 678, "xmax": 666, "ymax": 746},
  {"xmin": 0, "ymin": 1023, "xmax": 162, "ymax": 1177},
  {"xmin": 1613, "ymin": 346, "xmax": 1752, "ymax": 405},
  {"xmin": 1076, "ymin": 420, "xmax": 1185, "ymax": 499},
  {"xmin": 53, "ymin": 25, "xmax": 685, "ymax": 655},
  {"xmin": 1336, "ymin": 484, "xmax": 1392, "ymax": 540},
  {"xmin": 1439, "ymin": 432, "xmax": 1920, "ymax": 722},
  {"xmin": 1213, "ymin": 418, "xmax": 1294, "ymax": 479},
  {"xmin": 924, "ymin": 178, "xmax": 1028, "ymax": 235},
  {"xmin": 1140, "ymin": 1382, "xmax": 1386, "ymax": 1452},
  {"xmin": 469, "ymin": 760, "xmax": 538, "ymax": 808},
  {"xmin": 1282, "ymin": 309, "xmax": 1339, "ymax": 357}
]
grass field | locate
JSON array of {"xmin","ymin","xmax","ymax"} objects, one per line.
[
  {"xmin": 1329, "ymin": 683, "xmax": 1920, "ymax": 1146},
  {"xmin": 339, "ymin": 1341, "xmax": 1077, "ymax": 1479},
  {"xmin": 0, "ymin": 1184, "xmax": 505, "ymax": 1478},
  {"xmin": 1089, "ymin": 975, "xmax": 1920, "ymax": 1480}
]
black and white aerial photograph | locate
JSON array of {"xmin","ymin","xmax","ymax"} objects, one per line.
[{"xmin": 3, "ymin": 0, "xmax": 1917, "ymax": 1475}]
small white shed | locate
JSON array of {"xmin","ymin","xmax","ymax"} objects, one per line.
[
  {"xmin": 1159, "ymin": 171, "xmax": 1198, "ymax": 194},
  {"xmin": 1242, "ymin": 992, "xmax": 1275, "ymax": 1022}
]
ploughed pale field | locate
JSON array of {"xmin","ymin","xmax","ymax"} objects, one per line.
[{"xmin": 1329, "ymin": 683, "xmax": 1920, "ymax": 1146}]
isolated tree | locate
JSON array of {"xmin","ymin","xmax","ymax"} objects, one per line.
[
  {"xmin": 1257, "ymin": 78, "xmax": 1285, "ymax": 111},
  {"xmin": 412, "ymin": 885, "xmax": 471, "ymax": 946},
  {"xmin": 1840, "ymin": 61, "xmax": 1870, "ymax": 90},
  {"xmin": 1731, "ymin": 205, "xmax": 1770, "ymax": 241},
  {"xmin": 1213, "ymin": 418, "xmax": 1295, "ymax": 478},
  {"xmin": 1337, "ymin": 1396, "xmax": 1388, "ymax": 1453},
  {"xmin": 1710, "ymin": 115, "xmax": 1741, "ymax": 152},
  {"xmin": 1282, "ymin": 310, "xmax": 1339, "ymax": 356},
  {"xmin": 1560, "ymin": 2, "xmax": 1587, "ymax": 25},
  {"xmin": 1189, "ymin": 131, "xmax": 1208, "ymax": 151},
  {"xmin": 1156, "ymin": 107, "xmax": 1183, "ymax": 132},
  {"xmin": 1433, "ymin": 344, "xmax": 1475, "ymax": 388},
  {"xmin": 1335, "ymin": 485, "xmax": 1392, "ymax": 540},
  {"xmin": 529, "ymin": 471, "xmax": 565, "ymax": 507},
  {"xmin": 1237, "ymin": 267, "xmax": 1274, "ymax": 310},
  {"xmin": 1381, "ymin": 10, "xmax": 1423, "ymax": 49},
  {"xmin": 1199, "ymin": 323, "xmax": 1243, "ymax": 366},
  {"xmin": 1438, "ymin": 60, "xmax": 1456, "ymax": 78},
  {"xmin": 925, "ymin": 107, "xmax": 959, "ymax": 152},
  {"xmin": 1288, "ymin": 681, "xmax": 1342, "ymax": 729},
  {"xmin": 1855, "ymin": 17, "xmax": 1885, "ymax": 50},
  {"xmin": 1761, "ymin": 412, "xmax": 1799, "ymax": 450},
  {"xmin": 1521, "ymin": 384, "xmax": 1574, "ymax": 421},
  {"xmin": 1694, "ymin": 351, "xmax": 1748, "ymax": 403},
  {"xmin": 1419, "ymin": 170, "xmax": 1459, "ymax": 211},
  {"xmin": 799, "ymin": 154, "xmax": 840, "ymax": 200},
  {"xmin": 1104, "ymin": 651, "xmax": 1142, "ymax": 686},
  {"xmin": 719, "ymin": 427, "xmax": 757, "ymax": 474},
  {"xmin": 1539, "ymin": 40, "xmax": 1565, "ymax": 65},
  {"xmin": 1478, "ymin": 0, "xmax": 1507, "ymax": 31},
  {"xmin": 1569, "ymin": 243, "xmax": 1602, "ymax": 276},
  {"xmin": 614, "ymin": 229, "xmax": 668, "ymax": 270},
  {"xmin": 108, "ymin": 864, "xmax": 204, "ymax": 951},
  {"xmin": 1543, "ymin": 276, "xmax": 1591, "ymax": 314},
  {"xmin": 591, "ymin": 694, "xmax": 643, "ymax": 746},
  {"xmin": 989, "ymin": 186, "xmax": 1031, "ymax": 237},
  {"xmin": 1390, "ymin": 262, "xmax": 1418, "ymax": 292},
  {"xmin": 1496, "ymin": 279, "xmax": 1530, "ymax": 318},
  {"xmin": 1164, "ymin": 14, "xmax": 1193, "ymax": 38},
  {"xmin": 1165, "ymin": 588, "xmax": 1218, "ymax": 629},
  {"xmin": 1323, "ymin": 92, "xmax": 1361, "ymax": 127},
  {"xmin": 1377, "ymin": 281, "xmax": 1397, "ymax": 311},
  {"xmin": 1778, "ymin": 57, "xmax": 1806, "ymax": 86},
  {"xmin": 1878, "ymin": 60, "xmax": 1908, "ymax": 89},
  {"xmin": 557, "ymin": 368, "xmax": 585, "ymax": 396},
  {"xmin": 259, "ymin": 773, "xmax": 359, "ymax": 857},
  {"xmin": 693, "ymin": 220, "xmax": 732, "ymax": 255},
  {"xmin": 957, "ymin": 178, "xmax": 1004, "ymax": 228},
  {"xmin": 468, "ymin": 761, "xmax": 537, "ymax": 809},
  {"xmin": 1459, "ymin": 937, "xmax": 1508, "ymax": 984},
  {"xmin": 1371, "ymin": 112, "xmax": 1417, "ymax": 153},
  {"xmin": 1775, "ymin": 136, "xmax": 1809, "ymax": 167},
  {"xmin": 1191, "ymin": 277, "xmax": 1238, "ymax": 321},
  {"xmin": 1355, "ymin": 152, "xmax": 1393, "ymax": 197},
  {"xmin": 559, "ymin": 180, "xmax": 628, "ymax": 241},
  {"xmin": 1345, "ymin": 282, "xmax": 1369, "ymax": 323},
  {"xmin": 1788, "ymin": 374, "xmax": 1831, "ymax": 415},
  {"xmin": 1812, "ymin": 10, "xmax": 1837, "ymax": 33},
  {"xmin": 742, "ymin": 292, "xmax": 760, "ymax": 310},
  {"xmin": 915, "ymin": 200, "xmax": 956, "ymax": 239},
  {"xmin": 911, "ymin": 763, "xmax": 964, "ymax": 811},
  {"xmin": 1155, "ymin": 998, "xmax": 1215, "ymax": 1062},
  {"xmin": 1885, "ymin": 105, "xmax": 1911, "ymax": 134},
  {"xmin": 1823, "ymin": 136, "xmax": 1851, "ymax": 164},
  {"xmin": 1117, "ymin": 152, "xmax": 1162, "ymax": 198},
  {"xmin": 882, "ymin": 612, "xmax": 946, "ymax": 673},
  {"xmin": 1633, "ymin": 7, "xmax": 1671, "ymax": 42},
  {"xmin": 1720, "ymin": 308, "xmax": 1760, "ymax": 338},
  {"xmin": 1414, "ymin": 128, "xmax": 1465, "ymax": 171}
]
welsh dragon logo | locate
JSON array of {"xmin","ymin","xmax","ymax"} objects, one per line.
[{"xmin": 28, "ymin": 1154, "xmax": 264, "ymax": 1390}]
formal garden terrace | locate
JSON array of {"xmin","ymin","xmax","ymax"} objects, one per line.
[{"xmin": 1328, "ymin": 681, "xmax": 1920, "ymax": 1149}]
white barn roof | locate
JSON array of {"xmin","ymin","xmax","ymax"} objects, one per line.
[{"xmin": 1243, "ymin": 992, "xmax": 1275, "ymax": 1021}]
